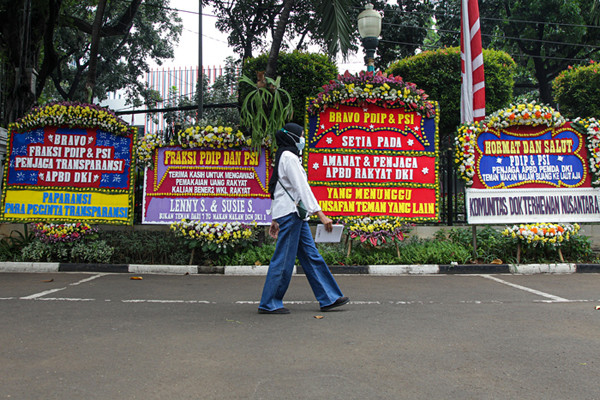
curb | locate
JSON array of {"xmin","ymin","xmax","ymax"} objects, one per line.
[{"xmin": 2, "ymin": 262, "xmax": 600, "ymax": 275}]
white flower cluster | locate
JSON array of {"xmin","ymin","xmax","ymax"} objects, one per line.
[
  {"xmin": 574, "ymin": 117, "xmax": 600, "ymax": 186},
  {"xmin": 502, "ymin": 223, "xmax": 579, "ymax": 247},
  {"xmin": 486, "ymin": 102, "xmax": 565, "ymax": 129},
  {"xmin": 135, "ymin": 125, "xmax": 249, "ymax": 169},
  {"xmin": 170, "ymin": 219, "xmax": 255, "ymax": 248},
  {"xmin": 137, "ymin": 133, "xmax": 165, "ymax": 168},
  {"xmin": 454, "ymin": 123, "xmax": 482, "ymax": 186},
  {"xmin": 10, "ymin": 103, "xmax": 132, "ymax": 136}
]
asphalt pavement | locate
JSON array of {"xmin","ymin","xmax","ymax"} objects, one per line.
[{"xmin": 1, "ymin": 272, "xmax": 600, "ymax": 399}]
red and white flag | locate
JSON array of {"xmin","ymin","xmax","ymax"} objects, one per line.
[{"xmin": 460, "ymin": 0, "xmax": 485, "ymax": 123}]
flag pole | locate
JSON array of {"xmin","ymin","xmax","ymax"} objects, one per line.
[{"xmin": 461, "ymin": 0, "xmax": 486, "ymax": 258}]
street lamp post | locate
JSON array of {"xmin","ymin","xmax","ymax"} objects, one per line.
[{"xmin": 358, "ymin": 3, "xmax": 382, "ymax": 72}]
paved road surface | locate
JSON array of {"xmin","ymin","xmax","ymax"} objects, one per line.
[{"xmin": 1, "ymin": 273, "xmax": 599, "ymax": 399}]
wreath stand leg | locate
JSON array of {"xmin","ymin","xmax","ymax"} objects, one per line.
[
  {"xmin": 558, "ymin": 248, "xmax": 564, "ymax": 262},
  {"xmin": 517, "ymin": 243, "xmax": 521, "ymax": 264},
  {"xmin": 189, "ymin": 248, "xmax": 195, "ymax": 265},
  {"xmin": 472, "ymin": 225, "xmax": 478, "ymax": 261},
  {"xmin": 395, "ymin": 240, "xmax": 400, "ymax": 259},
  {"xmin": 347, "ymin": 239, "xmax": 352, "ymax": 258}
]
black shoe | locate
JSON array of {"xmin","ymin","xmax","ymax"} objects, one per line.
[
  {"xmin": 258, "ymin": 307, "xmax": 290, "ymax": 314},
  {"xmin": 320, "ymin": 296, "xmax": 349, "ymax": 311}
]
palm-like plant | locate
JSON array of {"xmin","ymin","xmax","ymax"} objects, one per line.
[
  {"xmin": 239, "ymin": 0, "xmax": 357, "ymax": 150},
  {"xmin": 239, "ymin": 73, "xmax": 293, "ymax": 151}
]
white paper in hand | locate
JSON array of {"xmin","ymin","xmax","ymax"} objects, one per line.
[{"xmin": 314, "ymin": 224, "xmax": 344, "ymax": 243}]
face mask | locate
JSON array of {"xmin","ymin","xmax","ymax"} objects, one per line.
[
  {"xmin": 283, "ymin": 128, "xmax": 305, "ymax": 152},
  {"xmin": 296, "ymin": 137, "xmax": 306, "ymax": 152}
]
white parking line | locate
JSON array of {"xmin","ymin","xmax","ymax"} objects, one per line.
[
  {"xmin": 34, "ymin": 297, "xmax": 95, "ymax": 302},
  {"xmin": 481, "ymin": 275, "xmax": 570, "ymax": 302},
  {"xmin": 122, "ymin": 299, "xmax": 213, "ymax": 304},
  {"xmin": 7, "ymin": 273, "xmax": 586, "ymax": 304},
  {"xmin": 18, "ymin": 274, "xmax": 108, "ymax": 300},
  {"xmin": 69, "ymin": 274, "xmax": 107, "ymax": 286},
  {"xmin": 20, "ymin": 287, "xmax": 68, "ymax": 300}
]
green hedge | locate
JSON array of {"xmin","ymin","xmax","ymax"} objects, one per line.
[
  {"xmin": 240, "ymin": 51, "xmax": 338, "ymax": 127},
  {"xmin": 386, "ymin": 47, "xmax": 516, "ymax": 146},
  {"xmin": 3, "ymin": 226, "xmax": 597, "ymax": 265},
  {"xmin": 552, "ymin": 61, "xmax": 600, "ymax": 119}
]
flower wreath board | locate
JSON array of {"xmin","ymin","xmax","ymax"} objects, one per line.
[
  {"xmin": 140, "ymin": 126, "xmax": 272, "ymax": 225},
  {"xmin": 456, "ymin": 103, "xmax": 600, "ymax": 224},
  {"xmin": 305, "ymin": 71, "xmax": 440, "ymax": 222},
  {"xmin": 0, "ymin": 103, "xmax": 136, "ymax": 225}
]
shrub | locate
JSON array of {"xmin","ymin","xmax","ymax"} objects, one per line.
[
  {"xmin": 552, "ymin": 60, "xmax": 600, "ymax": 119},
  {"xmin": 22, "ymin": 240, "xmax": 114, "ymax": 263},
  {"xmin": 14, "ymin": 225, "xmax": 599, "ymax": 265},
  {"xmin": 447, "ymin": 226, "xmax": 515, "ymax": 263},
  {"xmin": 21, "ymin": 223, "xmax": 113, "ymax": 263},
  {"xmin": 98, "ymin": 230, "xmax": 191, "ymax": 265},
  {"xmin": 560, "ymin": 234, "xmax": 598, "ymax": 263},
  {"xmin": 0, "ymin": 226, "xmax": 35, "ymax": 261},
  {"xmin": 318, "ymin": 237, "xmax": 471, "ymax": 265},
  {"xmin": 70, "ymin": 241, "xmax": 114, "ymax": 264},
  {"xmin": 22, "ymin": 241, "xmax": 69, "ymax": 262},
  {"xmin": 218, "ymin": 242, "xmax": 276, "ymax": 266},
  {"xmin": 386, "ymin": 47, "xmax": 515, "ymax": 146},
  {"xmin": 397, "ymin": 238, "xmax": 471, "ymax": 264}
]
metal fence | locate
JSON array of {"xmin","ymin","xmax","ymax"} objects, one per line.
[
  {"xmin": 130, "ymin": 123, "xmax": 467, "ymax": 226},
  {"xmin": 438, "ymin": 149, "xmax": 467, "ymax": 225}
]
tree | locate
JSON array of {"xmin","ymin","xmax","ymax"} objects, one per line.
[
  {"xmin": 211, "ymin": 0, "xmax": 283, "ymax": 61},
  {"xmin": 85, "ymin": 0, "xmax": 109, "ymax": 102},
  {"xmin": 207, "ymin": 0, "xmax": 360, "ymax": 79},
  {"xmin": 434, "ymin": 0, "xmax": 600, "ymax": 105},
  {"xmin": 0, "ymin": 0, "xmax": 62, "ymax": 123},
  {"xmin": 369, "ymin": 0, "xmax": 435, "ymax": 70},
  {"xmin": 0, "ymin": 0, "xmax": 182, "ymax": 124},
  {"xmin": 387, "ymin": 47, "xmax": 516, "ymax": 147},
  {"xmin": 195, "ymin": 56, "xmax": 241, "ymax": 126},
  {"xmin": 47, "ymin": 0, "xmax": 181, "ymax": 104}
]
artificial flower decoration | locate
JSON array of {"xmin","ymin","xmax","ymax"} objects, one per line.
[
  {"xmin": 30, "ymin": 222, "xmax": 98, "ymax": 244},
  {"xmin": 502, "ymin": 222, "xmax": 580, "ymax": 247},
  {"xmin": 454, "ymin": 122, "xmax": 481, "ymax": 186},
  {"xmin": 346, "ymin": 217, "xmax": 412, "ymax": 246},
  {"xmin": 486, "ymin": 102, "xmax": 565, "ymax": 129},
  {"xmin": 307, "ymin": 70, "xmax": 436, "ymax": 118},
  {"xmin": 9, "ymin": 102, "xmax": 134, "ymax": 136},
  {"xmin": 455, "ymin": 102, "xmax": 565, "ymax": 186},
  {"xmin": 137, "ymin": 125, "xmax": 251, "ymax": 169},
  {"xmin": 136, "ymin": 132, "xmax": 165, "ymax": 168},
  {"xmin": 572, "ymin": 117, "xmax": 600, "ymax": 186},
  {"xmin": 170, "ymin": 219, "xmax": 257, "ymax": 253}
]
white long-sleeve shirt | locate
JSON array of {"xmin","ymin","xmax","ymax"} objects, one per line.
[{"xmin": 270, "ymin": 151, "xmax": 321, "ymax": 220}]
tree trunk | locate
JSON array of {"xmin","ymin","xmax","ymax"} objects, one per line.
[
  {"xmin": 36, "ymin": 0, "xmax": 62, "ymax": 99},
  {"xmin": 533, "ymin": 57, "xmax": 553, "ymax": 106},
  {"xmin": 86, "ymin": 0, "xmax": 108, "ymax": 103},
  {"xmin": 264, "ymin": 0, "xmax": 294, "ymax": 79}
]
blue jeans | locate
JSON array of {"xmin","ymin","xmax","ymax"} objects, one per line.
[{"xmin": 259, "ymin": 212, "xmax": 344, "ymax": 311}]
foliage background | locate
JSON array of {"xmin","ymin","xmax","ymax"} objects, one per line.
[
  {"xmin": 553, "ymin": 61, "xmax": 600, "ymax": 119},
  {"xmin": 386, "ymin": 47, "xmax": 516, "ymax": 146}
]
